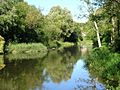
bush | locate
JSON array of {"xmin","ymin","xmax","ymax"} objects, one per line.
[
  {"xmin": 86, "ymin": 46, "xmax": 120, "ymax": 89},
  {"xmin": 90, "ymin": 46, "xmax": 110, "ymax": 60}
]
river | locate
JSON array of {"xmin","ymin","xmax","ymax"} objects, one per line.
[{"xmin": 0, "ymin": 46, "xmax": 105, "ymax": 90}]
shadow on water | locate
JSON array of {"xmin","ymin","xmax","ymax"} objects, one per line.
[{"xmin": 0, "ymin": 45, "xmax": 105, "ymax": 90}]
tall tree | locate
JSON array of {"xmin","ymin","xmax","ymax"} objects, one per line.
[
  {"xmin": 93, "ymin": 0, "xmax": 120, "ymax": 50},
  {"xmin": 15, "ymin": 2, "xmax": 44, "ymax": 43},
  {"xmin": 93, "ymin": 11, "xmax": 101, "ymax": 47},
  {"xmin": 83, "ymin": 0, "xmax": 102, "ymax": 47},
  {"xmin": 44, "ymin": 6, "xmax": 77, "ymax": 46}
]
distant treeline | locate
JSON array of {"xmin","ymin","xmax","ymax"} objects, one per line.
[{"xmin": 0, "ymin": 0, "xmax": 83, "ymax": 48}]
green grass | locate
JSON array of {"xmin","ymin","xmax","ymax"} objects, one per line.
[
  {"xmin": 57, "ymin": 41, "xmax": 75, "ymax": 48},
  {"xmin": 7, "ymin": 43, "xmax": 48, "ymax": 60}
]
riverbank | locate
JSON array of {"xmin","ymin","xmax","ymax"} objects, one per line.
[
  {"xmin": 86, "ymin": 47, "xmax": 120, "ymax": 89},
  {"xmin": 6, "ymin": 42, "xmax": 76, "ymax": 60},
  {"xmin": 57, "ymin": 41, "xmax": 75, "ymax": 50},
  {"xmin": 6, "ymin": 43, "xmax": 48, "ymax": 60}
]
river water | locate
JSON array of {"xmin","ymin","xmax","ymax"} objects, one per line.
[{"xmin": 0, "ymin": 46, "xmax": 105, "ymax": 90}]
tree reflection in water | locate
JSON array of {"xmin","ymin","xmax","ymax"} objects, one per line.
[{"xmin": 0, "ymin": 46, "xmax": 105, "ymax": 90}]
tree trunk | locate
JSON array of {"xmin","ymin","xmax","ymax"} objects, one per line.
[
  {"xmin": 111, "ymin": 17, "xmax": 116, "ymax": 44},
  {"xmin": 93, "ymin": 11, "xmax": 102, "ymax": 47},
  {"xmin": 94, "ymin": 21, "xmax": 102, "ymax": 47},
  {"xmin": 117, "ymin": 19, "xmax": 120, "ymax": 36}
]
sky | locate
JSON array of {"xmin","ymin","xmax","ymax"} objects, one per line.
[{"xmin": 24, "ymin": 0, "xmax": 89, "ymax": 23}]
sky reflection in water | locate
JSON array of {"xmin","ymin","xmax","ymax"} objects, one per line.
[{"xmin": 40, "ymin": 59, "xmax": 105, "ymax": 90}]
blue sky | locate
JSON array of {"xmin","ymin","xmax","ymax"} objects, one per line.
[{"xmin": 24, "ymin": 0, "xmax": 89, "ymax": 23}]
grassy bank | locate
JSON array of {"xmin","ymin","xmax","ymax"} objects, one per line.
[
  {"xmin": 86, "ymin": 47, "xmax": 120, "ymax": 89},
  {"xmin": 6, "ymin": 43, "xmax": 48, "ymax": 60},
  {"xmin": 57, "ymin": 41, "xmax": 75, "ymax": 49}
]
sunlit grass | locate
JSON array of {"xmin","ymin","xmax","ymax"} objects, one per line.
[
  {"xmin": 57, "ymin": 41, "xmax": 74, "ymax": 49},
  {"xmin": 8, "ymin": 43, "xmax": 47, "ymax": 53},
  {"xmin": 7, "ymin": 43, "xmax": 48, "ymax": 60}
]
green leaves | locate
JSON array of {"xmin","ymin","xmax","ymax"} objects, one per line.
[
  {"xmin": 0, "ymin": 1, "xmax": 81, "ymax": 46},
  {"xmin": 44, "ymin": 6, "xmax": 79, "ymax": 45}
]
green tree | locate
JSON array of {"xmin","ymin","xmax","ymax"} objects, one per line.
[
  {"xmin": 83, "ymin": 0, "xmax": 120, "ymax": 49},
  {"xmin": 0, "ymin": 0, "xmax": 23, "ymax": 43},
  {"xmin": 15, "ymin": 2, "xmax": 44, "ymax": 43},
  {"xmin": 0, "ymin": 1, "xmax": 44, "ymax": 43},
  {"xmin": 44, "ymin": 6, "xmax": 80, "ymax": 47}
]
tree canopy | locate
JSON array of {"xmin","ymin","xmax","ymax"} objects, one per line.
[{"xmin": 0, "ymin": 1, "xmax": 83, "ymax": 48}]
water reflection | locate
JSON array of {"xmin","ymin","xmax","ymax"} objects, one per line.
[
  {"xmin": 41, "ymin": 60, "xmax": 105, "ymax": 90},
  {"xmin": 0, "ymin": 58, "xmax": 44, "ymax": 90},
  {"xmin": 0, "ymin": 46, "xmax": 105, "ymax": 90}
]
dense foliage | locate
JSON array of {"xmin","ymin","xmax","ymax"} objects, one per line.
[
  {"xmin": 82, "ymin": 0, "xmax": 120, "ymax": 89},
  {"xmin": 86, "ymin": 47, "xmax": 120, "ymax": 89},
  {"xmin": 83, "ymin": 0, "xmax": 120, "ymax": 51},
  {"xmin": 0, "ymin": 0, "xmax": 82, "ymax": 49}
]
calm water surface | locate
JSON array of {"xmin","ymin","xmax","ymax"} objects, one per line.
[{"xmin": 0, "ymin": 46, "xmax": 105, "ymax": 90}]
